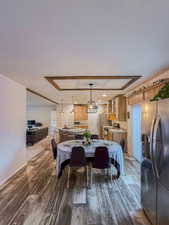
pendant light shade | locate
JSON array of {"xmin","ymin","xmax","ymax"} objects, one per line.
[{"xmin": 87, "ymin": 83, "xmax": 98, "ymax": 113}]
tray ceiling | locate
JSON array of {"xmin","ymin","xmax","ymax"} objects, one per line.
[{"xmin": 45, "ymin": 75, "xmax": 141, "ymax": 91}]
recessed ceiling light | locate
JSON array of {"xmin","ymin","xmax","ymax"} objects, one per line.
[{"xmin": 102, "ymin": 94, "xmax": 107, "ymax": 97}]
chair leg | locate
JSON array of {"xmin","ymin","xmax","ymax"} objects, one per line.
[
  {"xmin": 67, "ymin": 166, "xmax": 71, "ymax": 188},
  {"xmin": 91, "ymin": 167, "xmax": 93, "ymax": 187},
  {"xmin": 107, "ymin": 168, "xmax": 109, "ymax": 176},
  {"xmin": 86, "ymin": 166, "xmax": 88, "ymax": 187},
  {"xmin": 110, "ymin": 166, "xmax": 113, "ymax": 182}
]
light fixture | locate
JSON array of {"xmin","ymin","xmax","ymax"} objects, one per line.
[
  {"xmin": 108, "ymin": 113, "xmax": 117, "ymax": 121},
  {"xmin": 87, "ymin": 83, "xmax": 98, "ymax": 113},
  {"xmin": 70, "ymin": 96, "xmax": 74, "ymax": 113},
  {"xmin": 102, "ymin": 94, "xmax": 107, "ymax": 97},
  {"xmin": 60, "ymin": 99, "xmax": 64, "ymax": 114}
]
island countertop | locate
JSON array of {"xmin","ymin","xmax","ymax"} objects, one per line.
[{"xmin": 104, "ymin": 126, "xmax": 127, "ymax": 133}]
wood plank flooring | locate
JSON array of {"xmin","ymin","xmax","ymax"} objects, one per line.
[{"xmin": 0, "ymin": 148, "xmax": 151, "ymax": 225}]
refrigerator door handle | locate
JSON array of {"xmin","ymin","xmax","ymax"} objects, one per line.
[
  {"xmin": 152, "ymin": 116, "xmax": 161, "ymax": 179},
  {"xmin": 150, "ymin": 116, "xmax": 157, "ymax": 177}
]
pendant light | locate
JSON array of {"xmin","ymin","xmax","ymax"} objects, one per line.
[
  {"xmin": 60, "ymin": 99, "xmax": 64, "ymax": 114},
  {"xmin": 87, "ymin": 83, "xmax": 98, "ymax": 113},
  {"xmin": 70, "ymin": 96, "xmax": 74, "ymax": 113}
]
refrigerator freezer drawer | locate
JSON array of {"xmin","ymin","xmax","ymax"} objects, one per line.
[
  {"xmin": 157, "ymin": 182, "xmax": 169, "ymax": 225},
  {"xmin": 141, "ymin": 159, "xmax": 157, "ymax": 225}
]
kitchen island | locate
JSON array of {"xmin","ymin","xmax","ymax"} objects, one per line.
[{"xmin": 104, "ymin": 126, "xmax": 127, "ymax": 153}]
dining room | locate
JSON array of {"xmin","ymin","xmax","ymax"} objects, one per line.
[{"xmin": 0, "ymin": 74, "xmax": 151, "ymax": 225}]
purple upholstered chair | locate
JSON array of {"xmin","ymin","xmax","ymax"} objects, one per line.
[
  {"xmin": 91, "ymin": 146, "xmax": 112, "ymax": 185},
  {"xmin": 51, "ymin": 139, "xmax": 57, "ymax": 160},
  {"xmin": 67, "ymin": 146, "xmax": 88, "ymax": 188},
  {"xmin": 91, "ymin": 134, "xmax": 99, "ymax": 139}
]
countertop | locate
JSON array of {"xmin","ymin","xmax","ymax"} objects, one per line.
[{"xmin": 104, "ymin": 126, "xmax": 127, "ymax": 133}]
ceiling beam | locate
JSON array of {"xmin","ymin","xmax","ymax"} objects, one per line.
[
  {"xmin": 45, "ymin": 75, "xmax": 141, "ymax": 80},
  {"xmin": 27, "ymin": 88, "xmax": 58, "ymax": 104},
  {"xmin": 45, "ymin": 75, "xmax": 142, "ymax": 91}
]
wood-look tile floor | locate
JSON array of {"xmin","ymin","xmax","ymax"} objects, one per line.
[{"xmin": 0, "ymin": 149, "xmax": 151, "ymax": 225}]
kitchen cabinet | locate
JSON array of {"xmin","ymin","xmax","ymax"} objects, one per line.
[
  {"xmin": 114, "ymin": 95, "xmax": 127, "ymax": 121},
  {"xmin": 108, "ymin": 100, "xmax": 112, "ymax": 113},
  {"xmin": 74, "ymin": 105, "xmax": 88, "ymax": 121}
]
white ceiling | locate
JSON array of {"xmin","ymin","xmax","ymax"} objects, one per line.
[
  {"xmin": 1, "ymin": 0, "xmax": 169, "ymax": 103},
  {"xmin": 54, "ymin": 78, "xmax": 131, "ymax": 89}
]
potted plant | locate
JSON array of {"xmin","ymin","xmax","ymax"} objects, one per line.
[
  {"xmin": 151, "ymin": 82, "xmax": 169, "ymax": 101},
  {"xmin": 83, "ymin": 131, "xmax": 91, "ymax": 144}
]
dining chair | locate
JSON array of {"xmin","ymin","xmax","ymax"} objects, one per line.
[
  {"xmin": 91, "ymin": 134, "xmax": 99, "ymax": 139},
  {"xmin": 51, "ymin": 139, "xmax": 57, "ymax": 160},
  {"xmin": 75, "ymin": 134, "xmax": 84, "ymax": 140},
  {"xmin": 67, "ymin": 146, "xmax": 88, "ymax": 188},
  {"xmin": 120, "ymin": 139, "xmax": 125, "ymax": 153},
  {"xmin": 91, "ymin": 146, "xmax": 112, "ymax": 185}
]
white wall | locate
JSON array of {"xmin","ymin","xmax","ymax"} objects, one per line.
[
  {"xmin": 127, "ymin": 105, "xmax": 132, "ymax": 155},
  {"xmin": 0, "ymin": 75, "xmax": 27, "ymax": 185},
  {"xmin": 88, "ymin": 105, "xmax": 104, "ymax": 134},
  {"xmin": 62, "ymin": 104, "xmax": 74, "ymax": 127},
  {"xmin": 27, "ymin": 105, "xmax": 56, "ymax": 126},
  {"xmin": 56, "ymin": 104, "xmax": 74, "ymax": 128}
]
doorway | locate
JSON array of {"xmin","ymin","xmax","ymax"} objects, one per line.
[{"xmin": 132, "ymin": 104, "xmax": 142, "ymax": 162}]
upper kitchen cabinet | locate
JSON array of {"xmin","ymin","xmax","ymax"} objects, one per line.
[
  {"xmin": 113, "ymin": 95, "xmax": 127, "ymax": 121},
  {"xmin": 108, "ymin": 100, "xmax": 112, "ymax": 113},
  {"xmin": 74, "ymin": 104, "xmax": 88, "ymax": 121}
]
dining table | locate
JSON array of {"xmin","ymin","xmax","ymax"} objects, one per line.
[{"xmin": 57, "ymin": 139, "xmax": 125, "ymax": 178}]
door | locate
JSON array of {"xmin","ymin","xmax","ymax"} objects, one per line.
[
  {"xmin": 141, "ymin": 101, "xmax": 157, "ymax": 225},
  {"xmin": 132, "ymin": 104, "xmax": 142, "ymax": 162}
]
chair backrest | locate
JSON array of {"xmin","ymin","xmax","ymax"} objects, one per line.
[
  {"xmin": 75, "ymin": 134, "xmax": 84, "ymax": 140},
  {"xmin": 91, "ymin": 134, "xmax": 99, "ymax": 139},
  {"xmin": 92, "ymin": 146, "xmax": 110, "ymax": 169},
  {"xmin": 120, "ymin": 139, "xmax": 125, "ymax": 153},
  {"xmin": 69, "ymin": 146, "xmax": 87, "ymax": 167},
  {"xmin": 51, "ymin": 139, "xmax": 57, "ymax": 159}
]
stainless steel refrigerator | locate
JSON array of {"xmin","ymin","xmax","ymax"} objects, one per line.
[{"xmin": 141, "ymin": 99, "xmax": 169, "ymax": 225}]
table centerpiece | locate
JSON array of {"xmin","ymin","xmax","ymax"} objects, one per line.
[{"xmin": 83, "ymin": 131, "xmax": 91, "ymax": 145}]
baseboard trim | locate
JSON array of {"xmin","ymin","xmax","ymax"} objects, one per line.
[
  {"xmin": 0, "ymin": 138, "xmax": 49, "ymax": 189},
  {"xmin": 0, "ymin": 162, "xmax": 27, "ymax": 190}
]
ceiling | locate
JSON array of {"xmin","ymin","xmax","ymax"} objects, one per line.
[
  {"xmin": 27, "ymin": 91, "xmax": 56, "ymax": 107},
  {"xmin": 1, "ymin": 0, "xmax": 169, "ymax": 103},
  {"xmin": 56, "ymin": 79, "xmax": 128, "ymax": 89}
]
